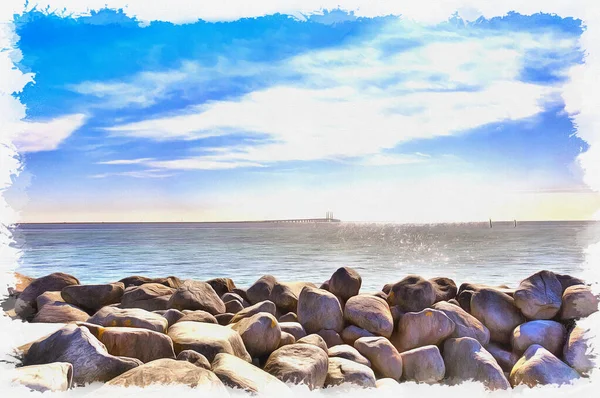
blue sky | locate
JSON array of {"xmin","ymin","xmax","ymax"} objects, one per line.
[{"xmin": 10, "ymin": 9, "xmax": 600, "ymax": 222}]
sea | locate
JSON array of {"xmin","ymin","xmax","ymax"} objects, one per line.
[{"xmin": 9, "ymin": 221, "xmax": 600, "ymax": 292}]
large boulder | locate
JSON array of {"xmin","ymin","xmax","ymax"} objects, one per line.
[
  {"xmin": 230, "ymin": 300, "xmax": 276, "ymax": 323},
  {"xmin": 297, "ymin": 286, "xmax": 344, "ymax": 334},
  {"xmin": 224, "ymin": 299, "xmax": 244, "ymax": 314},
  {"xmin": 15, "ymin": 272, "xmax": 80, "ymax": 319},
  {"xmin": 120, "ymin": 283, "xmax": 175, "ymax": 311},
  {"xmin": 297, "ymin": 334, "xmax": 328, "ymax": 353},
  {"xmin": 161, "ymin": 308, "xmax": 185, "ymax": 327},
  {"xmin": 35, "ymin": 291, "xmax": 64, "ymax": 309},
  {"xmin": 263, "ymin": 344, "xmax": 329, "ymax": 390},
  {"xmin": 354, "ymin": 336, "xmax": 403, "ymax": 380},
  {"xmin": 31, "ymin": 302, "xmax": 89, "ymax": 323},
  {"xmin": 430, "ymin": 277, "xmax": 457, "ymax": 303},
  {"xmin": 231, "ymin": 312, "xmax": 281, "ymax": 358},
  {"xmin": 328, "ymin": 267, "xmax": 362, "ymax": 301},
  {"xmin": 118, "ymin": 275, "xmax": 183, "ymax": 289},
  {"xmin": 513, "ymin": 271, "xmax": 563, "ymax": 320},
  {"xmin": 212, "ymin": 352, "xmax": 291, "ymax": 395},
  {"xmin": 341, "ymin": 325, "xmax": 375, "ymax": 345},
  {"xmin": 279, "ymin": 322, "xmax": 307, "ymax": 341},
  {"xmin": 433, "ymin": 301, "xmax": 490, "ymax": 345},
  {"xmin": 247, "ymin": 275, "xmax": 277, "ymax": 305},
  {"xmin": 442, "ymin": 337, "xmax": 510, "ymax": 390},
  {"xmin": 400, "ymin": 345, "xmax": 445, "ymax": 383},
  {"xmin": 22, "ymin": 324, "xmax": 141, "ymax": 385},
  {"xmin": 344, "ymin": 294, "xmax": 393, "ymax": 338},
  {"xmin": 167, "ymin": 280, "xmax": 225, "ymax": 315},
  {"xmin": 387, "ymin": 275, "xmax": 436, "ymax": 312},
  {"xmin": 559, "ymin": 285, "xmax": 599, "ymax": 320},
  {"xmin": 168, "ymin": 321, "xmax": 251, "ymax": 362},
  {"xmin": 317, "ymin": 329, "xmax": 344, "ymax": 347},
  {"xmin": 98, "ymin": 326, "xmax": 176, "ymax": 363},
  {"xmin": 271, "ymin": 281, "xmax": 316, "ymax": 313},
  {"xmin": 470, "ymin": 288, "xmax": 525, "ymax": 345},
  {"xmin": 177, "ymin": 350, "xmax": 211, "ymax": 369},
  {"xmin": 511, "ymin": 320, "xmax": 566, "ymax": 356},
  {"xmin": 88, "ymin": 307, "xmax": 168, "ymax": 333},
  {"xmin": 391, "ymin": 308, "xmax": 455, "ymax": 353},
  {"xmin": 325, "ymin": 357, "xmax": 376, "ymax": 388},
  {"xmin": 564, "ymin": 325, "xmax": 596, "ymax": 375},
  {"xmin": 485, "ymin": 343, "xmax": 520, "ymax": 373},
  {"xmin": 61, "ymin": 282, "xmax": 124, "ymax": 312},
  {"xmin": 328, "ymin": 344, "xmax": 371, "ymax": 367},
  {"xmin": 105, "ymin": 358, "xmax": 227, "ymax": 391},
  {"xmin": 177, "ymin": 310, "xmax": 218, "ymax": 324},
  {"xmin": 510, "ymin": 344, "xmax": 580, "ymax": 387},
  {"xmin": 206, "ymin": 278, "xmax": 236, "ymax": 297},
  {"xmin": 11, "ymin": 362, "xmax": 73, "ymax": 392}
]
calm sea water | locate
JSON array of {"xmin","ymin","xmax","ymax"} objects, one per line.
[{"xmin": 10, "ymin": 221, "xmax": 600, "ymax": 292}]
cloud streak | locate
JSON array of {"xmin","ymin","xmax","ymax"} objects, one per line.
[{"xmin": 12, "ymin": 114, "xmax": 86, "ymax": 153}]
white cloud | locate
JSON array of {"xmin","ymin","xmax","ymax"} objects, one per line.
[
  {"xmin": 358, "ymin": 153, "xmax": 429, "ymax": 166},
  {"xmin": 97, "ymin": 158, "xmax": 153, "ymax": 165},
  {"xmin": 90, "ymin": 169, "xmax": 174, "ymax": 178},
  {"xmin": 11, "ymin": 113, "xmax": 86, "ymax": 153},
  {"xmin": 145, "ymin": 158, "xmax": 265, "ymax": 170}
]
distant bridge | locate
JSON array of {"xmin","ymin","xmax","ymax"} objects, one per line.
[{"xmin": 260, "ymin": 211, "xmax": 340, "ymax": 224}]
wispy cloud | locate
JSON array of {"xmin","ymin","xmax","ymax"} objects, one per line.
[
  {"xmin": 97, "ymin": 158, "xmax": 153, "ymax": 165},
  {"xmin": 90, "ymin": 169, "xmax": 174, "ymax": 179},
  {"xmin": 12, "ymin": 114, "xmax": 86, "ymax": 153}
]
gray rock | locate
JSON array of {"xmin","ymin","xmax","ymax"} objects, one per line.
[
  {"xmin": 176, "ymin": 310, "xmax": 218, "ymax": 324},
  {"xmin": 442, "ymin": 337, "xmax": 509, "ymax": 390},
  {"xmin": 161, "ymin": 308, "xmax": 185, "ymax": 327},
  {"xmin": 222, "ymin": 292, "xmax": 249, "ymax": 307},
  {"xmin": 430, "ymin": 277, "xmax": 457, "ymax": 303},
  {"xmin": 344, "ymin": 294, "xmax": 393, "ymax": 338},
  {"xmin": 317, "ymin": 329, "xmax": 344, "ymax": 347},
  {"xmin": 231, "ymin": 312, "xmax": 281, "ymax": 358},
  {"xmin": 121, "ymin": 283, "xmax": 175, "ymax": 311},
  {"xmin": 511, "ymin": 320, "xmax": 566, "ymax": 356},
  {"xmin": 88, "ymin": 306, "xmax": 168, "ymax": 333},
  {"xmin": 61, "ymin": 282, "xmax": 125, "ymax": 312},
  {"xmin": 230, "ymin": 300, "xmax": 276, "ymax": 323},
  {"xmin": 11, "ymin": 362, "xmax": 73, "ymax": 392},
  {"xmin": 485, "ymin": 343, "xmax": 520, "ymax": 373},
  {"xmin": 387, "ymin": 275, "xmax": 435, "ymax": 312},
  {"xmin": 470, "ymin": 288, "xmax": 525, "ymax": 345},
  {"xmin": 206, "ymin": 278, "xmax": 236, "ymax": 297},
  {"xmin": 560, "ymin": 285, "xmax": 599, "ymax": 320},
  {"xmin": 325, "ymin": 357, "xmax": 376, "ymax": 388},
  {"xmin": 118, "ymin": 275, "xmax": 182, "ymax": 289},
  {"xmin": 32, "ymin": 302, "xmax": 89, "ymax": 323},
  {"xmin": 341, "ymin": 325, "xmax": 375, "ymax": 345},
  {"xmin": 329, "ymin": 267, "xmax": 362, "ymax": 301},
  {"xmin": 510, "ymin": 344, "xmax": 580, "ymax": 387},
  {"xmin": 328, "ymin": 344, "xmax": 371, "ymax": 367},
  {"xmin": 271, "ymin": 281, "xmax": 316, "ymax": 313},
  {"xmin": 99, "ymin": 326, "xmax": 176, "ymax": 363},
  {"xmin": 297, "ymin": 286, "xmax": 344, "ymax": 334},
  {"xmin": 433, "ymin": 301, "xmax": 490, "ymax": 345},
  {"xmin": 279, "ymin": 312, "xmax": 298, "ymax": 323},
  {"xmin": 514, "ymin": 271, "xmax": 563, "ymax": 320},
  {"xmin": 168, "ymin": 321, "xmax": 251, "ymax": 362},
  {"xmin": 15, "ymin": 272, "xmax": 79, "ymax": 319},
  {"xmin": 23, "ymin": 324, "xmax": 141, "ymax": 385},
  {"xmin": 177, "ymin": 350, "xmax": 211, "ymax": 369},
  {"xmin": 216, "ymin": 313, "xmax": 235, "ymax": 325},
  {"xmin": 167, "ymin": 280, "xmax": 225, "ymax": 315},
  {"xmin": 563, "ymin": 325, "xmax": 596, "ymax": 375},
  {"xmin": 391, "ymin": 308, "xmax": 455, "ymax": 353},
  {"xmin": 354, "ymin": 336, "xmax": 403, "ymax": 380},
  {"xmin": 279, "ymin": 332, "xmax": 296, "ymax": 348},
  {"xmin": 279, "ymin": 322, "xmax": 307, "ymax": 341},
  {"xmin": 225, "ymin": 299, "xmax": 244, "ymax": 314},
  {"xmin": 263, "ymin": 344, "xmax": 329, "ymax": 390},
  {"xmin": 247, "ymin": 275, "xmax": 277, "ymax": 305},
  {"xmin": 35, "ymin": 291, "xmax": 64, "ymax": 310},
  {"xmin": 400, "ymin": 345, "xmax": 445, "ymax": 383},
  {"xmin": 297, "ymin": 334, "xmax": 328, "ymax": 353}
]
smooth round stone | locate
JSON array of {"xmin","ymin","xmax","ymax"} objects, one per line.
[
  {"xmin": 88, "ymin": 307, "xmax": 169, "ymax": 333},
  {"xmin": 387, "ymin": 275, "xmax": 436, "ymax": 312},
  {"xmin": 279, "ymin": 322, "xmax": 307, "ymax": 341},
  {"xmin": 511, "ymin": 320, "xmax": 566, "ymax": 356},
  {"xmin": 316, "ymin": 329, "xmax": 344, "ymax": 347},
  {"xmin": 247, "ymin": 275, "xmax": 278, "ymax": 305},
  {"xmin": 35, "ymin": 291, "xmax": 65, "ymax": 310},
  {"xmin": 215, "ymin": 313, "xmax": 235, "ymax": 325},
  {"xmin": 278, "ymin": 332, "xmax": 296, "ymax": 348},
  {"xmin": 400, "ymin": 345, "xmax": 445, "ymax": 383},
  {"xmin": 99, "ymin": 326, "xmax": 176, "ymax": 363},
  {"xmin": 297, "ymin": 286, "xmax": 344, "ymax": 334},
  {"xmin": 325, "ymin": 357, "xmax": 376, "ymax": 388},
  {"xmin": 176, "ymin": 310, "xmax": 218, "ymax": 324},
  {"xmin": 161, "ymin": 308, "xmax": 185, "ymax": 327},
  {"xmin": 120, "ymin": 283, "xmax": 175, "ymax": 311},
  {"xmin": 118, "ymin": 275, "xmax": 182, "ymax": 288},
  {"xmin": 297, "ymin": 334, "xmax": 328, "ymax": 353},
  {"xmin": 510, "ymin": 344, "xmax": 580, "ymax": 387},
  {"xmin": 341, "ymin": 325, "xmax": 375, "ymax": 346},
  {"xmin": 470, "ymin": 288, "xmax": 525, "ymax": 345},
  {"xmin": 328, "ymin": 344, "xmax": 371, "ymax": 367},
  {"xmin": 513, "ymin": 270, "xmax": 563, "ymax": 320},
  {"xmin": 11, "ymin": 362, "xmax": 73, "ymax": 392},
  {"xmin": 61, "ymin": 283, "xmax": 125, "ymax": 312},
  {"xmin": 559, "ymin": 285, "xmax": 599, "ymax": 320},
  {"xmin": 485, "ymin": 343, "xmax": 520, "ymax": 373},
  {"xmin": 167, "ymin": 280, "xmax": 226, "ymax": 315},
  {"xmin": 391, "ymin": 308, "xmax": 455, "ymax": 353},
  {"xmin": 279, "ymin": 312, "xmax": 298, "ymax": 323},
  {"xmin": 344, "ymin": 294, "xmax": 394, "ymax": 338},
  {"xmin": 176, "ymin": 350, "xmax": 211, "ymax": 369},
  {"xmin": 354, "ymin": 336, "xmax": 403, "ymax": 380},
  {"xmin": 328, "ymin": 267, "xmax": 362, "ymax": 301},
  {"xmin": 15, "ymin": 272, "xmax": 80, "ymax": 319},
  {"xmin": 430, "ymin": 277, "xmax": 457, "ymax": 303},
  {"xmin": 31, "ymin": 302, "xmax": 89, "ymax": 323},
  {"xmin": 271, "ymin": 281, "xmax": 316, "ymax": 313},
  {"xmin": 433, "ymin": 301, "xmax": 490, "ymax": 345},
  {"xmin": 263, "ymin": 344, "xmax": 329, "ymax": 390},
  {"xmin": 230, "ymin": 300, "xmax": 276, "ymax": 323},
  {"xmin": 231, "ymin": 312, "xmax": 281, "ymax": 358},
  {"xmin": 206, "ymin": 278, "xmax": 236, "ymax": 297},
  {"xmin": 222, "ymin": 292, "xmax": 249, "ymax": 308}
]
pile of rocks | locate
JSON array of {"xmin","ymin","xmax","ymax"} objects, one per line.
[{"xmin": 5, "ymin": 268, "xmax": 599, "ymax": 393}]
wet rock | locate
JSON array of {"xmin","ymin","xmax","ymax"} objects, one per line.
[
  {"xmin": 225, "ymin": 299, "xmax": 244, "ymax": 314},
  {"xmin": 341, "ymin": 325, "xmax": 375, "ymax": 345},
  {"xmin": 168, "ymin": 321, "xmax": 251, "ymax": 362},
  {"xmin": 230, "ymin": 300, "xmax": 276, "ymax": 323},
  {"xmin": 279, "ymin": 312, "xmax": 298, "ymax": 323},
  {"xmin": 99, "ymin": 326, "xmax": 176, "ymax": 363},
  {"xmin": 15, "ymin": 272, "xmax": 80, "ymax": 319},
  {"xmin": 105, "ymin": 358, "xmax": 226, "ymax": 391},
  {"xmin": 485, "ymin": 343, "xmax": 520, "ymax": 373},
  {"xmin": 216, "ymin": 313, "xmax": 235, "ymax": 325},
  {"xmin": 564, "ymin": 325, "xmax": 596, "ymax": 375},
  {"xmin": 297, "ymin": 286, "xmax": 344, "ymax": 334},
  {"xmin": 61, "ymin": 282, "xmax": 124, "ymax": 312},
  {"xmin": 317, "ymin": 329, "xmax": 344, "ymax": 347},
  {"xmin": 279, "ymin": 332, "xmax": 296, "ymax": 347},
  {"xmin": 88, "ymin": 307, "xmax": 168, "ymax": 333},
  {"xmin": 161, "ymin": 308, "xmax": 185, "ymax": 327},
  {"xmin": 354, "ymin": 336, "xmax": 403, "ymax": 380},
  {"xmin": 11, "ymin": 362, "xmax": 73, "ymax": 392},
  {"xmin": 263, "ymin": 344, "xmax": 329, "ymax": 390},
  {"xmin": 177, "ymin": 350, "xmax": 211, "ymax": 370},
  {"xmin": 328, "ymin": 344, "xmax": 371, "ymax": 367},
  {"xmin": 560, "ymin": 285, "xmax": 599, "ymax": 320},
  {"xmin": 400, "ymin": 345, "xmax": 445, "ymax": 383},
  {"xmin": 430, "ymin": 277, "xmax": 457, "ymax": 303},
  {"xmin": 442, "ymin": 337, "xmax": 510, "ymax": 390},
  {"xmin": 279, "ymin": 322, "xmax": 307, "ymax": 341},
  {"xmin": 35, "ymin": 291, "xmax": 65, "ymax": 309},
  {"xmin": 167, "ymin": 280, "xmax": 225, "ymax": 315},
  {"xmin": 206, "ymin": 278, "xmax": 236, "ymax": 297},
  {"xmin": 510, "ymin": 344, "xmax": 580, "ymax": 387},
  {"xmin": 514, "ymin": 271, "xmax": 563, "ymax": 320},
  {"xmin": 176, "ymin": 310, "xmax": 218, "ymax": 324},
  {"xmin": 329, "ymin": 267, "xmax": 362, "ymax": 301},
  {"xmin": 391, "ymin": 308, "xmax": 455, "ymax": 353},
  {"xmin": 23, "ymin": 324, "xmax": 141, "ymax": 385},
  {"xmin": 511, "ymin": 320, "xmax": 566, "ymax": 356},
  {"xmin": 470, "ymin": 288, "xmax": 525, "ymax": 345},
  {"xmin": 325, "ymin": 357, "xmax": 376, "ymax": 388},
  {"xmin": 433, "ymin": 301, "xmax": 490, "ymax": 345},
  {"xmin": 297, "ymin": 334, "xmax": 328, "ymax": 353},
  {"xmin": 344, "ymin": 294, "xmax": 393, "ymax": 338},
  {"xmin": 32, "ymin": 302, "xmax": 90, "ymax": 323},
  {"xmin": 247, "ymin": 275, "xmax": 278, "ymax": 305},
  {"xmin": 121, "ymin": 283, "xmax": 175, "ymax": 311},
  {"xmin": 387, "ymin": 275, "xmax": 436, "ymax": 312},
  {"xmin": 231, "ymin": 312, "xmax": 281, "ymax": 358}
]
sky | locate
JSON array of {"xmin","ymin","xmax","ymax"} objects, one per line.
[{"xmin": 6, "ymin": 8, "xmax": 600, "ymax": 222}]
